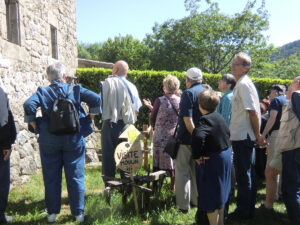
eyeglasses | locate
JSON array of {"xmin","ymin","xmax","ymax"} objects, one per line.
[{"xmin": 231, "ymin": 62, "xmax": 242, "ymax": 67}]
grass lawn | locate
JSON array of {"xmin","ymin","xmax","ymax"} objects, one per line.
[{"xmin": 6, "ymin": 165, "xmax": 290, "ymax": 225}]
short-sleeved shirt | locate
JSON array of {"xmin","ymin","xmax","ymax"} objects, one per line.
[
  {"xmin": 216, "ymin": 89, "xmax": 233, "ymax": 126},
  {"xmin": 268, "ymin": 95, "xmax": 287, "ymax": 134},
  {"xmin": 176, "ymin": 83, "xmax": 204, "ymax": 145},
  {"xmin": 230, "ymin": 75, "xmax": 261, "ymax": 141}
]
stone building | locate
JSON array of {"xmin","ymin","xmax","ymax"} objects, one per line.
[{"xmin": 0, "ymin": 0, "xmax": 99, "ymax": 185}]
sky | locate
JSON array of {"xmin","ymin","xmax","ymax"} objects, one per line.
[{"xmin": 76, "ymin": 0, "xmax": 300, "ymax": 47}]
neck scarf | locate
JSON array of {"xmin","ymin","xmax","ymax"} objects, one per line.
[{"xmin": 0, "ymin": 87, "xmax": 9, "ymax": 127}]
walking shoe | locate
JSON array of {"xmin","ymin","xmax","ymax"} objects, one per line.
[
  {"xmin": 47, "ymin": 214, "xmax": 56, "ymax": 223},
  {"xmin": 0, "ymin": 215, "xmax": 13, "ymax": 224},
  {"xmin": 75, "ymin": 214, "xmax": 84, "ymax": 223}
]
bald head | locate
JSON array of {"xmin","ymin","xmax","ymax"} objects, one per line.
[{"xmin": 112, "ymin": 60, "xmax": 129, "ymax": 76}]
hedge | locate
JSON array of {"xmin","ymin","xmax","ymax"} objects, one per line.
[{"xmin": 76, "ymin": 68, "xmax": 293, "ymax": 128}]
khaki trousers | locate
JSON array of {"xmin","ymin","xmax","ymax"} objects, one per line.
[{"xmin": 175, "ymin": 144, "xmax": 198, "ymax": 210}]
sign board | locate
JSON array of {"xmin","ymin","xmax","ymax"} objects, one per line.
[{"xmin": 114, "ymin": 125, "xmax": 143, "ymax": 173}]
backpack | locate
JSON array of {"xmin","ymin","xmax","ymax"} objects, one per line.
[{"xmin": 49, "ymin": 85, "xmax": 80, "ymax": 135}]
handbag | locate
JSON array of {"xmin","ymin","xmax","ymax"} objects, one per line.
[
  {"xmin": 163, "ymin": 95, "xmax": 180, "ymax": 159},
  {"xmin": 164, "ymin": 123, "xmax": 180, "ymax": 159}
]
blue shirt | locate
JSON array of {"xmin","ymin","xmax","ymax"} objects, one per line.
[
  {"xmin": 24, "ymin": 81, "xmax": 101, "ymax": 144},
  {"xmin": 176, "ymin": 83, "xmax": 204, "ymax": 145},
  {"xmin": 216, "ymin": 89, "xmax": 233, "ymax": 127},
  {"xmin": 268, "ymin": 95, "xmax": 287, "ymax": 134}
]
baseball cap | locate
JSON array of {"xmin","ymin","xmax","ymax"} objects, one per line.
[
  {"xmin": 186, "ymin": 67, "xmax": 203, "ymax": 82},
  {"xmin": 270, "ymin": 84, "xmax": 286, "ymax": 95}
]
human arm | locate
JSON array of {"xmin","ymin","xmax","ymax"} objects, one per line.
[
  {"xmin": 150, "ymin": 98, "xmax": 160, "ymax": 128},
  {"xmin": 191, "ymin": 121, "xmax": 210, "ymax": 163},
  {"xmin": 248, "ymin": 110, "xmax": 264, "ymax": 145},
  {"xmin": 184, "ymin": 117, "xmax": 195, "ymax": 135},
  {"xmin": 261, "ymin": 110, "xmax": 277, "ymax": 138},
  {"xmin": 143, "ymin": 99, "xmax": 153, "ymax": 111},
  {"xmin": 79, "ymin": 85, "xmax": 102, "ymax": 115},
  {"xmin": 292, "ymin": 92, "xmax": 300, "ymax": 122}
]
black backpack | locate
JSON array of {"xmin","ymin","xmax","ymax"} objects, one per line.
[{"xmin": 49, "ymin": 86, "xmax": 80, "ymax": 135}]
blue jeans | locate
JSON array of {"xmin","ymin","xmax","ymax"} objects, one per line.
[
  {"xmin": 0, "ymin": 150, "xmax": 10, "ymax": 219},
  {"xmin": 232, "ymin": 138, "xmax": 256, "ymax": 217},
  {"xmin": 282, "ymin": 148, "xmax": 300, "ymax": 225},
  {"xmin": 101, "ymin": 120, "xmax": 127, "ymax": 186},
  {"xmin": 39, "ymin": 138, "xmax": 86, "ymax": 216}
]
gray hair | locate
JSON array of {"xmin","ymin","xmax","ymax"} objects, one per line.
[
  {"xmin": 235, "ymin": 52, "xmax": 252, "ymax": 67},
  {"xmin": 221, "ymin": 73, "xmax": 236, "ymax": 90},
  {"xmin": 46, "ymin": 62, "xmax": 65, "ymax": 81}
]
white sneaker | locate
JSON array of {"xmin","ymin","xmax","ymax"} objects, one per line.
[
  {"xmin": 47, "ymin": 213, "xmax": 56, "ymax": 223},
  {"xmin": 75, "ymin": 214, "xmax": 84, "ymax": 223}
]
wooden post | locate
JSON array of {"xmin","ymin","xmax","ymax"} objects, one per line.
[
  {"xmin": 143, "ymin": 124, "xmax": 149, "ymax": 169},
  {"xmin": 130, "ymin": 173, "xmax": 139, "ymax": 214}
]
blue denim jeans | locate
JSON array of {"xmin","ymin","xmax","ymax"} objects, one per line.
[
  {"xmin": 39, "ymin": 138, "xmax": 86, "ymax": 216},
  {"xmin": 0, "ymin": 150, "xmax": 10, "ymax": 219},
  {"xmin": 232, "ymin": 138, "xmax": 256, "ymax": 217},
  {"xmin": 282, "ymin": 148, "xmax": 300, "ymax": 225}
]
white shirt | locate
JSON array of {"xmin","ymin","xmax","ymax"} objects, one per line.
[
  {"xmin": 119, "ymin": 76, "xmax": 142, "ymax": 111},
  {"xmin": 230, "ymin": 74, "xmax": 261, "ymax": 141}
]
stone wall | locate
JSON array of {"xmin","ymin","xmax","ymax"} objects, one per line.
[{"xmin": 0, "ymin": 0, "xmax": 99, "ymax": 186}]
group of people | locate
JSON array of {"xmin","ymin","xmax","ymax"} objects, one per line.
[{"xmin": 0, "ymin": 53, "xmax": 299, "ymax": 225}]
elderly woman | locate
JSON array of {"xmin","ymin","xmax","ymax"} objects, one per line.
[
  {"xmin": 192, "ymin": 89, "xmax": 232, "ymax": 225},
  {"xmin": 23, "ymin": 63, "xmax": 101, "ymax": 223},
  {"xmin": 148, "ymin": 75, "xmax": 180, "ymax": 191}
]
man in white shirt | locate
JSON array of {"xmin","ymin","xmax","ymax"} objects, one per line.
[
  {"xmin": 101, "ymin": 60, "xmax": 142, "ymax": 187},
  {"xmin": 229, "ymin": 52, "xmax": 263, "ymax": 220}
]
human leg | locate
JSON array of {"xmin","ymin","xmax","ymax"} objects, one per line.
[
  {"xmin": 231, "ymin": 138, "xmax": 256, "ymax": 218},
  {"xmin": 207, "ymin": 210, "xmax": 218, "ymax": 225},
  {"xmin": 101, "ymin": 120, "xmax": 126, "ymax": 185},
  {"xmin": 63, "ymin": 139, "xmax": 86, "ymax": 216},
  {"xmin": 264, "ymin": 166, "xmax": 280, "ymax": 209},
  {"xmin": 39, "ymin": 144, "xmax": 63, "ymax": 214},
  {"xmin": 282, "ymin": 148, "xmax": 300, "ymax": 225},
  {"xmin": 0, "ymin": 151, "xmax": 10, "ymax": 222},
  {"xmin": 175, "ymin": 145, "xmax": 197, "ymax": 211}
]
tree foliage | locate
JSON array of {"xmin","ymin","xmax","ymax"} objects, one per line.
[
  {"xmin": 98, "ymin": 35, "xmax": 151, "ymax": 70},
  {"xmin": 145, "ymin": 2, "xmax": 274, "ymax": 74}
]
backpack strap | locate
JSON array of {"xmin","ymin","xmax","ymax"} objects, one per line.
[{"xmin": 49, "ymin": 85, "xmax": 73, "ymax": 98}]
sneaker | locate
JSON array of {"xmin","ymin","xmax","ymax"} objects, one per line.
[
  {"xmin": 75, "ymin": 214, "xmax": 84, "ymax": 223},
  {"xmin": 47, "ymin": 214, "xmax": 56, "ymax": 223},
  {"xmin": 0, "ymin": 215, "xmax": 13, "ymax": 223}
]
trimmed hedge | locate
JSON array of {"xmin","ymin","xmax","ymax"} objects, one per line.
[{"xmin": 76, "ymin": 68, "xmax": 292, "ymax": 128}]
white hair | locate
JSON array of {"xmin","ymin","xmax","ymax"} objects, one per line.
[{"xmin": 46, "ymin": 62, "xmax": 65, "ymax": 81}]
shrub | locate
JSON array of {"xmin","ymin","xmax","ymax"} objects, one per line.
[{"xmin": 76, "ymin": 68, "xmax": 292, "ymax": 128}]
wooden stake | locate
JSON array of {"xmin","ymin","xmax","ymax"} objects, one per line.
[
  {"xmin": 130, "ymin": 173, "xmax": 139, "ymax": 214},
  {"xmin": 143, "ymin": 124, "xmax": 149, "ymax": 169}
]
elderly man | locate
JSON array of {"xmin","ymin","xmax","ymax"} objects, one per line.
[
  {"xmin": 101, "ymin": 60, "xmax": 142, "ymax": 188},
  {"xmin": 175, "ymin": 67, "xmax": 204, "ymax": 213},
  {"xmin": 0, "ymin": 87, "xmax": 16, "ymax": 224},
  {"xmin": 24, "ymin": 62, "xmax": 101, "ymax": 223},
  {"xmin": 274, "ymin": 77, "xmax": 300, "ymax": 225},
  {"xmin": 229, "ymin": 52, "xmax": 262, "ymax": 220},
  {"xmin": 258, "ymin": 85, "xmax": 287, "ymax": 211}
]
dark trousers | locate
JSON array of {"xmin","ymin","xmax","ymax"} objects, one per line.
[
  {"xmin": 101, "ymin": 120, "xmax": 127, "ymax": 186},
  {"xmin": 232, "ymin": 138, "xmax": 257, "ymax": 217},
  {"xmin": 0, "ymin": 150, "xmax": 10, "ymax": 219},
  {"xmin": 282, "ymin": 148, "xmax": 300, "ymax": 225}
]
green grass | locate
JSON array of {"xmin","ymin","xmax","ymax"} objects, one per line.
[{"xmin": 6, "ymin": 165, "xmax": 289, "ymax": 225}]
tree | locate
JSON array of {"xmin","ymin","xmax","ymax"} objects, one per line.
[
  {"xmin": 145, "ymin": 1, "xmax": 274, "ymax": 74},
  {"xmin": 77, "ymin": 43, "xmax": 92, "ymax": 59},
  {"xmin": 98, "ymin": 35, "xmax": 151, "ymax": 70}
]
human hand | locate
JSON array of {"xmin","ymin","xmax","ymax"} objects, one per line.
[
  {"xmin": 143, "ymin": 99, "xmax": 153, "ymax": 111},
  {"xmin": 3, "ymin": 149, "xmax": 12, "ymax": 161},
  {"xmin": 256, "ymin": 135, "xmax": 268, "ymax": 147},
  {"xmin": 195, "ymin": 156, "xmax": 210, "ymax": 165}
]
